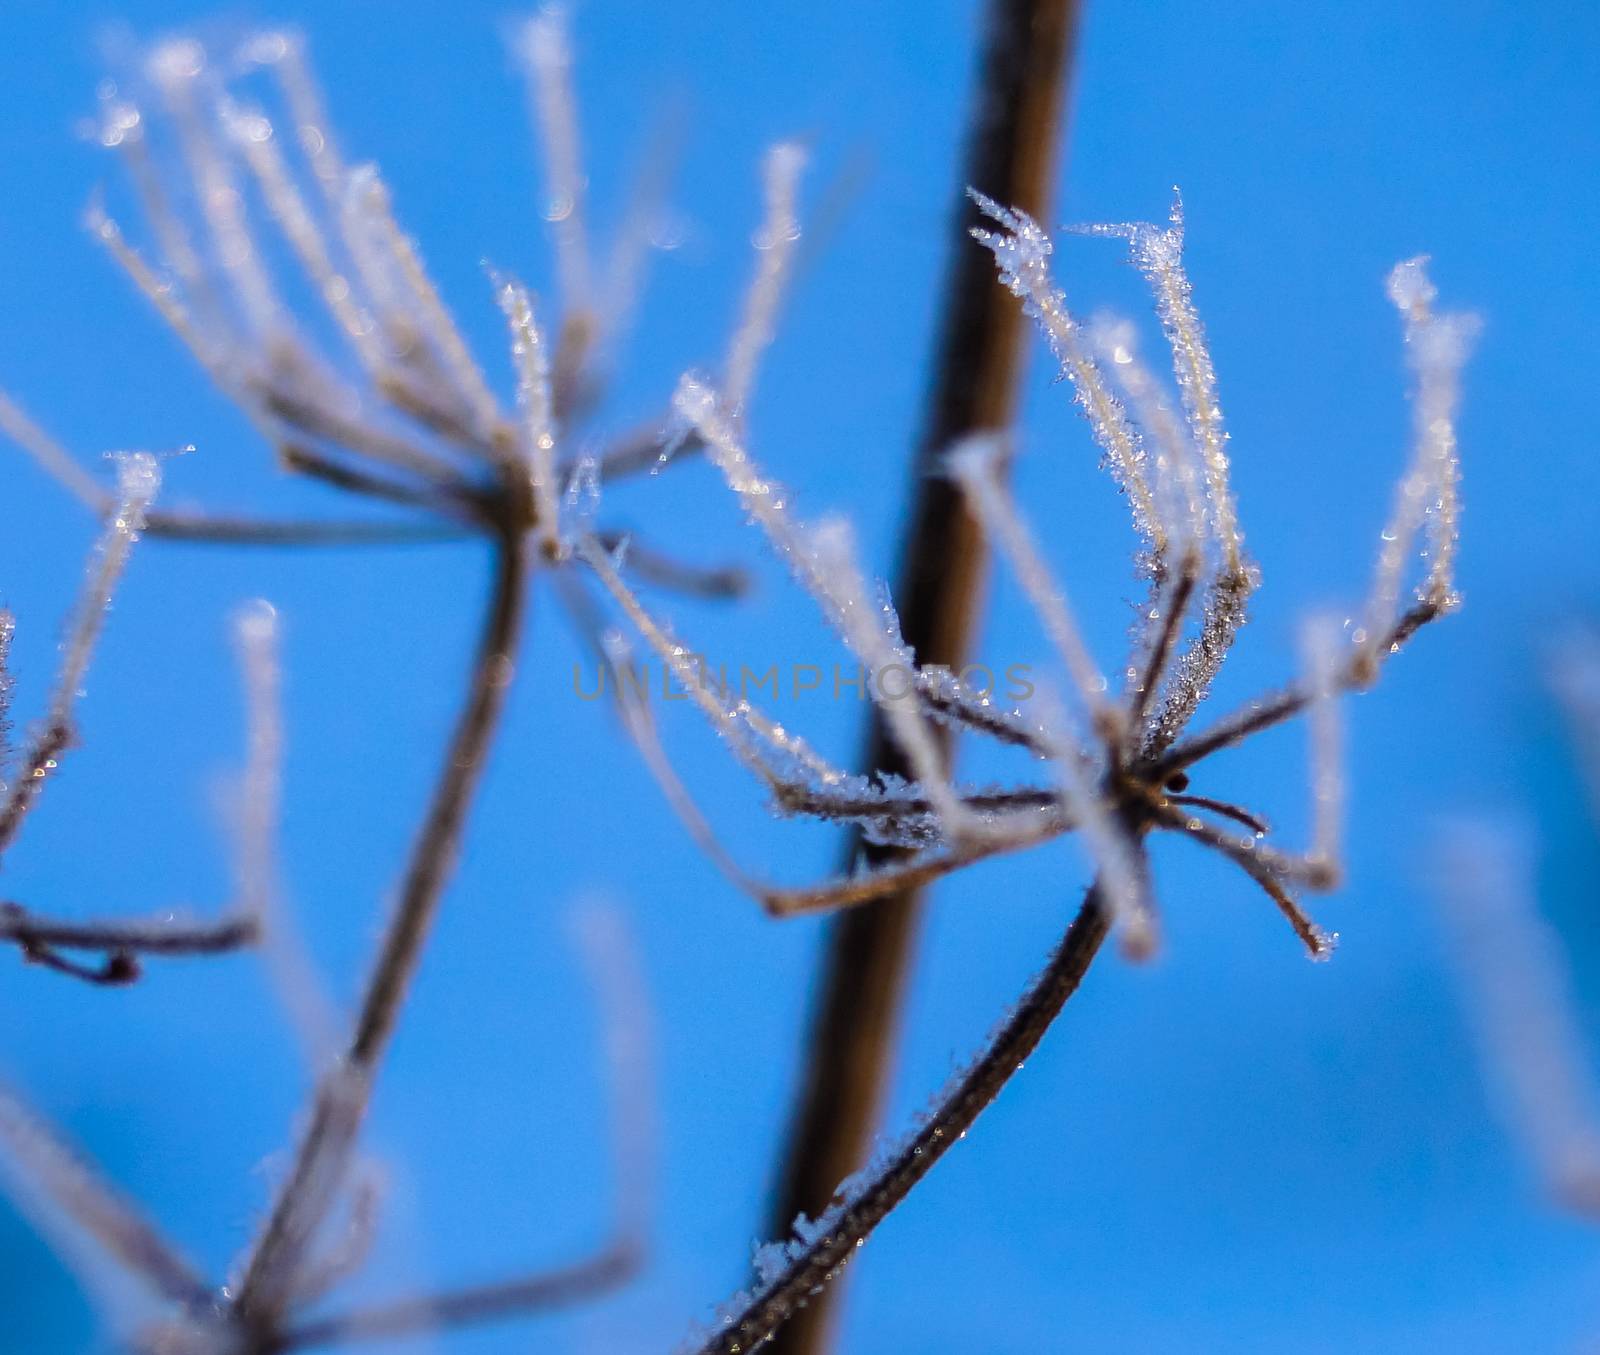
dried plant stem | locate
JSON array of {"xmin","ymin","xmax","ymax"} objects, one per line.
[
  {"xmin": 143, "ymin": 513, "xmax": 468, "ymax": 547},
  {"xmin": 764, "ymin": 3, "xmax": 1079, "ymax": 1350},
  {"xmin": 1151, "ymin": 600, "xmax": 1440, "ymax": 778},
  {"xmin": 702, "ymin": 886, "xmax": 1108, "ymax": 1355},
  {"xmin": 0, "ymin": 903, "xmax": 256, "ymax": 958},
  {"xmin": 273, "ymin": 1243, "xmax": 636, "ymax": 1351},
  {"xmin": 234, "ymin": 507, "xmax": 530, "ymax": 1332}
]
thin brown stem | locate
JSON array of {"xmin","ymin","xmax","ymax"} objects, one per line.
[
  {"xmin": 145, "ymin": 514, "xmax": 467, "ymax": 547},
  {"xmin": 0, "ymin": 900, "xmax": 256, "ymax": 967},
  {"xmin": 272, "ymin": 1243, "xmax": 637, "ymax": 1351},
  {"xmin": 1152, "ymin": 802, "xmax": 1331, "ymax": 957},
  {"xmin": 763, "ymin": 4, "xmax": 1080, "ymax": 1351},
  {"xmin": 232, "ymin": 507, "xmax": 530, "ymax": 1332},
  {"xmin": 1151, "ymin": 600, "xmax": 1441, "ymax": 779},
  {"xmin": 0, "ymin": 721, "xmax": 70, "ymax": 858},
  {"xmin": 1126, "ymin": 553, "xmax": 1199, "ymax": 745},
  {"xmin": 279, "ymin": 444, "xmax": 489, "ymax": 524},
  {"xmin": 701, "ymin": 886, "xmax": 1108, "ymax": 1355},
  {"xmin": 570, "ymin": 424, "xmax": 705, "ymax": 484},
  {"xmin": 1166, "ymin": 793, "xmax": 1270, "ymax": 837},
  {"xmin": 775, "ymin": 783, "xmax": 1061, "ymax": 823},
  {"xmin": 592, "ymin": 529, "xmax": 749, "ymax": 600}
]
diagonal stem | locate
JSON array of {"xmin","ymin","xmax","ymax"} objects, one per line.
[
  {"xmin": 762, "ymin": 3, "xmax": 1080, "ymax": 1350},
  {"xmin": 271, "ymin": 1243, "xmax": 637, "ymax": 1351},
  {"xmin": 233, "ymin": 511, "xmax": 530, "ymax": 1332},
  {"xmin": 704, "ymin": 886, "xmax": 1109, "ymax": 1355},
  {"xmin": 1149, "ymin": 600, "xmax": 1441, "ymax": 779}
]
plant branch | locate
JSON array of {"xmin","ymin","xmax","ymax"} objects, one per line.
[
  {"xmin": 1150, "ymin": 600, "xmax": 1441, "ymax": 778},
  {"xmin": 763, "ymin": 3, "xmax": 1080, "ymax": 1350},
  {"xmin": 232, "ymin": 509, "xmax": 531, "ymax": 1332},
  {"xmin": 143, "ymin": 512, "xmax": 468, "ymax": 547},
  {"xmin": 272, "ymin": 1242, "xmax": 637, "ymax": 1351},
  {"xmin": 702, "ymin": 885, "xmax": 1108, "ymax": 1355},
  {"xmin": 0, "ymin": 900, "xmax": 257, "ymax": 984}
]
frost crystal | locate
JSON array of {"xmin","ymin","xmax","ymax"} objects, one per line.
[
  {"xmin": 1361, "ymin": 256, "xmax": 1478, "ymax": 678},
  {"xmin": 968, "ymin": 192, "xmax": 1163, "ymax": 562}
]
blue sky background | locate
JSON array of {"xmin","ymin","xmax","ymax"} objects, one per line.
[{"xmin": 0, "ymin": 1, "xmax": 1596, "ymax": 1350}]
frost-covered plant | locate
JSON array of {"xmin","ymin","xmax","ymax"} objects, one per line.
[
  {"xmin": 617, "ymin": 193, "xmax": 1472, "ymax": 1351},
  {"xmin": 0, "ymin": 6, "xmax": 1475, "ymax": 1355},
  {"xmin": 0, "ymin": 449, "xmax": 258, "ymax": 981}
]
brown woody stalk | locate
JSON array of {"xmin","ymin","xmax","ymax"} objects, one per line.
[{"xmin": 762, "ymin": 2, "xmax": 1081, "ymax": 1350}]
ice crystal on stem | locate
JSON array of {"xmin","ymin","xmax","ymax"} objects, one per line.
[{"xmin": 1359, "ymin": 256, "xmax": 1476, "ymax": 681}]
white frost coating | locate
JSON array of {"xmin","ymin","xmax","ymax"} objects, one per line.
[
  {"xmin": 337, "ymin": 165, "xmax": 419, "ymax": 345},
  {"xmin": 578, "ymin": 536, "xmax": 777, "ymax": 784},
  {"xmin": 232, "ymin": 601, "xmax": 341, "ymax": 1072},
  {"xmin": 516, "ymin": 8, "xmax": 593, "ymax": 317},
  {"xmin": 148, "ymin": 40, "xmax": 279, "ymax": 340},
  {"xmin": 724, "ymin": 142, "xmax": 806, "ymax": 415},
  {"xmin": 41, "ymin": 454, "xmax": 160, "ymax": 741},
  {"xmin": 1299, "ymin": 614, "xmax": 1345, "ymax": 883},
  {"xmin": 1361, "ymin": 257, "xmax": 1478, "ymax": 675},
  {"xmin": 969, "ymin": 192, "xmax": 1163, "ymax": 560},
  {"xmin": 946, "ymin": 435, "xmax": 1118, "ymax": 745},
  {"xmin": 86, "ymin": 199, "xmax": 230, "ymax": 385},
  {"xmin": 494, "ymin": 275, "xmax": 562, "ymax": 554},
  {"xmin": 801, "ymin": 518, "xmax": 974, "ymax": 839},
  {"xmin": 247, "ymin": 30, "xmax": 349, "ymax": 198},
  {"xmin": 1085, "ymin": 315, "xmax": 1208, "ymax": 557},
  {"xmin": 220, "ymin": 98, "xmax": 383, "ymax": 374},
  {"xmin": 1434, "ymin": 823, "xmax": 1600, "ymax": 1213},
  {"xmin": 1391, "ymin": 256, "xmax": 1474, "ymax": 609},
  {"xmin": 577, "ymin": 535, "xmax": 847, "ymax": 794},
  {"xmin": 98, "ymin": 86, "xmax": 223, "ymax": 344},
  {"xmin": 332, "ymin": 160, "xmax": 498, "ymax": 419},
  {"xmin": 672, "ymin": 375, "xmax": 835, "ymax": 607},
  {"xmin": 248, "ymin": 30, "xmax": 505, "ymax": 425},
  {"xmin": 353, "ymin": 168, "xmax": 505, "ymax": 436},
  {"xmin": 1032, "ymin": 686, "xmax": 1155, "ymax": 959},
  {"xmin": 1073, "ymin": 193, "xmax": 1244, "ymax": 576}
]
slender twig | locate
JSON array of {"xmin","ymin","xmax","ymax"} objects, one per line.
[
  {"xmin": 1126, "ymin": 552, "xmax": 1199, "ymax": 741},
  {"xmin": 764, "ymin": 5, "xmax": 1080, "ymax": 1350},
  {"xmin": 1166, "ymin": 793, "xmax": 1270, "ymax": 836},
  {"xmin": 278, "ymin": 444, "xmax": 489, "ymax": 523},
  {"xmin": 0, "ymin": 902, "xmax": 256, "ymax": 960},
  {"xmin": 143, "ymin": 512, "xmax": 468, "ymax": 547},
  {"xmin": 233, "ymin": 503, "xmax": 530, "ymax": 1333},
  {"xmin": 1150, "ymin": 601, "xmax": 1441, "ymax": 778},
  {"xmin": 702, "ymin": 886, "xmax": 1108, "ymax": 1355},
  {"xmin": 1151, "ymin": 801, "xmax": 1331, "ymax": 957},
  {"xmin": 273, "ymin": 1243, "xmax": 637, "ymax": 1352},
  {"xmin": 592, "ymin": 529, "xmax": 749, "ymax": 600}
]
